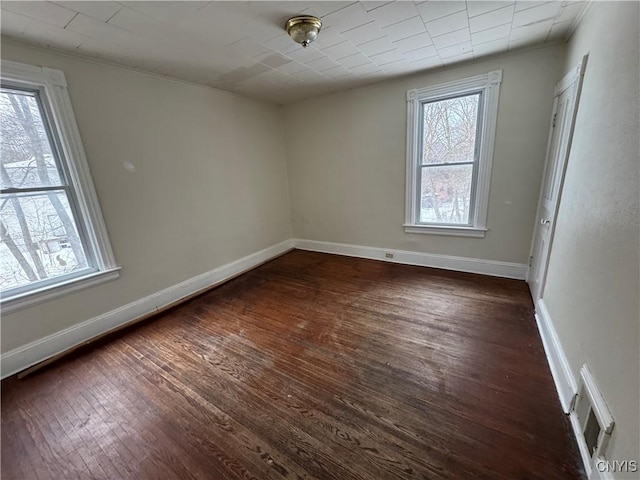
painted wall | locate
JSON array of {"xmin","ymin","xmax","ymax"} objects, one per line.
[
  {"xmin": 542, "ymin": 2, "xmax": 640, "ymax": 473},
  {"xmin": 1, "ymin": 40, "xmax": 292, "ymax": 352},
  {"xmin": 284, "ymin": 44, "xmax": 565, "ymax": 264}
]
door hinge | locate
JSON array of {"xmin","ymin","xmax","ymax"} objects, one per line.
[
  {"xmin": 569, "ymin": 392, "xmax": 578, "ymax": 412},
  {"xmin": 552, "ymin": 113, "xmax": 557, "ymax": 128},
  {"xmin": 528, "ymin": 255, "xmax": 533, "ymax": 267}
]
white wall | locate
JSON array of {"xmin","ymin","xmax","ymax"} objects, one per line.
[
  {"xmin": 1, "ymin": 40, "xmax": 292, "ymax": 353},
  {"xmin": 284, "ymin": 44, "xmax": 565, "ymax": 264},
  {"xmin": 542, "ymin": 2, "xmax": 640, "ymax": 474}
]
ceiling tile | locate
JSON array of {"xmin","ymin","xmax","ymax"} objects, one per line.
[
  {"xmin": 369, "ymin": 1, "xmax": 419, "ymax": 27},
  {"xmin": 277, "ymin": 60, "xmax": 310, "ymax": 75},
  {"xmin": 341, "ymin": 20, "xmax": 385, "ymax": 45},
  {"xmin": 306, "ymin": 55, "xmax": 340, "ymax": 71},
  {"xmin": 437, "ymin": 41, "xmax": 473, "ymax": 58},
  {"xmin": 393, "ymin": 32, "xmax": 433, "ymax": 53},
  {"xmin": 322, "ymin": 2, "xmax": 372, "ymax": 33},
  {"xmin": 322, "ymin": 40, "xmax": 361, "ymax": 60},
  {"xmin": 381, "ymin": 16, "xmax": 427, "ymax": 42},
  {"xmin": 381, "ymin": 61, "xmax": 413, "ymax": 74},
  {"xmin": 23, "ymin": 19, "xmax": 88, "ymax": 49},
  {"xmin": 338, "ymin": 51, "xmax": 371, "ymax": 68},
  {"xmin": 547, "ymin": 20, "xmax": 572, "ymax": 41},
  {"xmin": 216, "ymin": 64, "xmax": 273, "ymax": 87},
  {"xmin": 514, "ymin": 1, "xmax": 552, "ymax": 13},
  {"xmin": 473, "ymin": 37, "xmax": 510, "ymax": 56},
  {"xmin": 122, "ymin": 1, "xmax": 207, "ymax": 25},
  {"xmin": 469, "ymin": 5, "xmax": 515, "ymax": 33},
  {"xmin": 403, "ymin": 45, "xmax": 438, "ymax": 61},
  {"xmin": 228, "ymin": 38, "xmax": 271, "ymax": 59},
  {"xmin": 467, "ymin": 1, "xmax": 514, "ymax": 18},
  {"xmin": 306, "ymin": 1, "xmax": 354, "ymax": 18},
  {"xmin": 512, "ymin": 2, "xmax": 562, "ymax": 28},
  {"xmin": 425, "ymin": 10, "xmax": 469, "ymax": 38},
  {"xmin": 66, "ymin": 13, "xmax": 136, "ymax": 44},
  {"xmin": 509, "ymin": 34, "xmax": 544, "ymax": 50},
  {"xmin": 248, "ymin": 1, "xmax": 307, "ymax": 22},
  {"xmin": 260, "ymin": 52, "xmax": 294, "ymax": 69},
  {"xmin": 360, "ymin": 1, "xmax": 393, "ymax": 12},
  {"xmin": 322, "ymin": 64, "xmax": 353, "ymax": 78},
  {"xmin": 510, "ymin": 18, "xmax": 554, "ymax": 40},
  {"xmin": 107, "ymin": 7, "xmax": 171, "ymax": 41},
  {"xmin": 471, "ymin": 24, "xmax": 512, "ymax": 45},
  {"xmin": 555, "ymin": 2, "xmax": 585, "ymax": 23},
  {"xmin": 417, "ymin": 1, "xmax": 466, "ymax": 22},
  {"xmin": 432, "ymin": 28, "xmax": 471, "ymax": 49},
  {"xmin": 228, "ymin": 18, "xmax": 283, "ymax": 45},
  {"xmin": 443, "ymin": 51, "xmax": 474, "ymax": 64},
  {"xmin": 0, "ymin": 9, "xmax": 30, "ymax": 36},
  {"xmin": 2, "ymin": 1, "xmax": 76, "ymax": 28},
  {"xmin": 349, "ymin": 62, "xmax": 382, "ymax": 75},
  {"xmin": 53, "ymin": 1, "xmax": 121, "ymax": 22},
  {"xmin": 262, "ymin": 32, "xmax": 301, "ymax": 55},
  {"xmin": 293, "ymin": 67, "xmax": 329, "ymax": 82},
  {"xmin": 357, "ymin": 35, "xmax": 394, "ymax": 56},
  {"xmin": 0, "ymin": 0, "xmax": 580, "ymax": 104},
  {"xmin": 310, "ymin": 27, "xmax": 347, "ymax": 49},
  {"xmin": 287, "ymin": 45, "xmax": 326, "ymax": 63},
  {"xmin": 409, "ymin": 55, "xmax": 443, "ymax": 69},
  {"xmin": 369, "ymin": 48, "xmax": 404, "ymax": 66}
]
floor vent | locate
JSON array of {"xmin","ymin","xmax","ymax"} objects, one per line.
[{"xmin": 570, "ymin": 365, "xmax": 615, "ymax": 478}]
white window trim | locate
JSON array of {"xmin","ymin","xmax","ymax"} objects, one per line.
[
  {"xmin": 404, "ymin": 70, "xmax": 502, "ymax": 237},
  {"xmin": 1, "ymin": 60, "xmax": 119, "ymax": 314}
]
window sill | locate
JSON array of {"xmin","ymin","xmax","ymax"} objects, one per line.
[
  {"xmin": 403, "ymin": 224, "xmax": 487, "ymax": 238},
  {"xmin": 1, "ymin": 267, "xmax": 121, "ymax": 315}
]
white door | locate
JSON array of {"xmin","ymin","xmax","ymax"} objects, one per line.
[{"xmin": 528, "ymin": 57, "xmax": 587, "ymax": 302}]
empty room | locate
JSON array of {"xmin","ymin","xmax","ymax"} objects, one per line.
[{"xmin": 0, "ymin": 1, "xmax": 638, "ymax": 479}]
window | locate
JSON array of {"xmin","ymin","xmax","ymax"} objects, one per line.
[
  {"xmin": 1, "ymin": 60, "xmax": 118, "ymax": 313},
  {"xmin": 405, "ymin": 70, "xmax": 502, "ymax": 237}
]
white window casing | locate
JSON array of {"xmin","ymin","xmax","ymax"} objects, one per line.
[
  {"xmin": 1, "ymin": 60, "xmax": 119, "ymax": 313},
  {"xmin": 404, "ymin": 70, "xmax": 502, "ymax": 237}
]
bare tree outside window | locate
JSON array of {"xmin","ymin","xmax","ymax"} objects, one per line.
[
  {"xmin": 419, "ymin": 93, "xmax": 480, "ymax": 225},
  {"xmin": 1, "ymin": 87, "xmax": 89, "ymax": 293}
]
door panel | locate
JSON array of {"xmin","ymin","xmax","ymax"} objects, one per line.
[{"xmin": 528, "ymin": 57, "xmax": 587, "ymax": 302}]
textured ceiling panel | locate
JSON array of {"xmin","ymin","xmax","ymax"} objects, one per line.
[{"xmin": 0, "ymin": 1, "xmax": 587, "ymax": 104}]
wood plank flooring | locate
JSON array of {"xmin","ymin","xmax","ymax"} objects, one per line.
[{"xmin": 1, "ymin": 250, "xmax": 585, "ymax": 479}]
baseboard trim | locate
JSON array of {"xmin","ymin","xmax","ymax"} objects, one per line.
[
  {"xmin": 1, "ymin": 239, "xmax": 294, "ymax": 379},
  {"xmin": 534, "ymin": 298, "xmax": 578, "ymax": 413},
  {"xmin": 293, "ymin": 238, "xmax": 529, "ymax": 280}
]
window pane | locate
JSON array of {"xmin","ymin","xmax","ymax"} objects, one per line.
[
  {"xmin": 0, "ymin": 88, "xmax": 63, "ymax": 188},
  {"xmin": 420, "ymin": 164, "xmax": 473, "ymax": 224},
  {"xmin": 0, "ymin": 191, "xmax": 89, "ymax": 292},
  {"xmin": 422, "ymin": 93, "xmax": 480, "ymax": 165}
]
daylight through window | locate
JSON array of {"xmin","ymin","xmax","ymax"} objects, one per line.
[
  {"xmin": 1, "ymin": 60, "xmax": 118, "ymax": 312},
  {"xmin": 420, "ymin": 93, "xmax": 481, "ymax": 225},
  {"xmin": 405, "ymin": 71, "xmax": 502, "ymax": 237},
  {"xmin": 1, "ymin": 87, "xmax": 90, "ymax": 293}
]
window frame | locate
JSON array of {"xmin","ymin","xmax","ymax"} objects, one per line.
[
  {"xmin": 1, "ymin": 60, "xmax": 119, "ymax": 313},
  {"xmin": 404, "ymin": 70, "xmax": 502, "ymax": 238}
]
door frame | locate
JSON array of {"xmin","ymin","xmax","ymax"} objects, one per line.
[{"xmin": 527, "ymin": 55, "xmax": 588, "ymax": 303}]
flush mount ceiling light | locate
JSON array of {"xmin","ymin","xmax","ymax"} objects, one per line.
[{"xmin": 285, "ymin": 15, "xmax": 322, "ymax": 48}]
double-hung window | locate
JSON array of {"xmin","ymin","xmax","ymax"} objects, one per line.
[
  {"xmin": 404, "ymin": 70, "xmax": 502, "ymax": 237},
  {"xmin": 1, "ymin": 60, "xmax": 118, "ymax": 313}
]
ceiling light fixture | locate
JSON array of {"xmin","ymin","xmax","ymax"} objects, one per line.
[{"xmin": 285, "ymin": 15, "xmax": 322, "ymax": 48}]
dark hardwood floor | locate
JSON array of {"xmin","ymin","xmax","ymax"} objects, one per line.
[{"xmin": 1, "ymin": 250, "xmax": 585, "ymax": 479}]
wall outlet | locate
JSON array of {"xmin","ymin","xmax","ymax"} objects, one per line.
[{"xmin": 385, "ymin": 253, "xmax": 394, "ymax": 258}]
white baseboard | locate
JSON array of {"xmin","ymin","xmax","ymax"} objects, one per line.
[
  {"xmin": 293, "ymin": 238, "xmax": 529, "ymax": 280},
  {"xmin": 1, "ymin": 239, "xmax": 294, "ymax": 379},
  {"xmin": 534, "ymin": 298, "xmax": 578, "ymax": 413}
]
